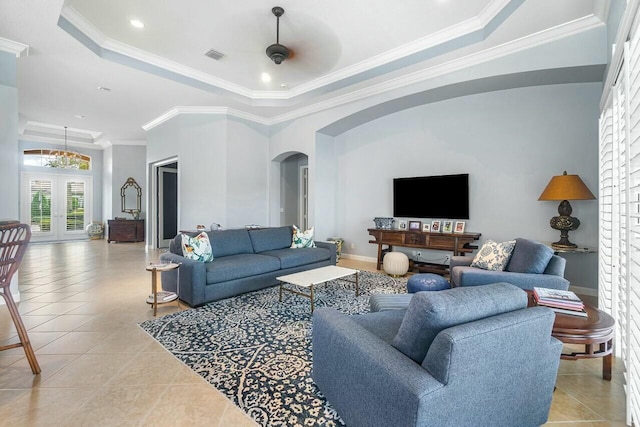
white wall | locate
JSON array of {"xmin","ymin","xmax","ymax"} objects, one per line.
[
  {"xmin": 331, "ymin": 82, "xmax": 600, "ymax": 289},
  {"xmin": 226, "ymin": 118, "xmax": 270, "ymax": 227},
  {"xmin": 0, "ymin": 51, "xmax": 18, "ymax": 220},
  {"xmin": 146, "ymin": 114, "xmax": 269, "ymax": 232},
  {"xmin": 0, "ymin": 51, "xmax": 20, "ymax": 301},
  {"xmin": 110, "ymin": 145, "xmax": 146, "ymax": 219}
]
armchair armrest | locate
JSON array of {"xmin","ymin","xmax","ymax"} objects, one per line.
[
  {"xmin": 159, "ymin": 251, "xmax": 207, "ymax": 306},
  {"xmin": 450, "ymin": 256, "xmax": 474, "ymax": 269},
  {"xmin": 314, "ymin": 240, "xmax": 337, "ymax": 265},
  {"xmin": 312, "ymin": 308, "xmax": 443, "ymax": 427},
  {"xmin": 452, "ymin": 266, "xmax": 569, "ymax": 291}
]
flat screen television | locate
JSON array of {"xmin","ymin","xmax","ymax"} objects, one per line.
[{"xmin": 393, "ymin": 174, "xmax": 469, "ymax": 219}]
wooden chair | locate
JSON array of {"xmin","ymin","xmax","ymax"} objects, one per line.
[{"xmin": 0, "ymin": 221, "xmax": 40, "ymax": 374}]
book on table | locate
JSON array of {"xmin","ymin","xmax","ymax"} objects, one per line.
[
  {"xmin": 533, "ymin": 287, "xmax": 586, "ymax": 317},
  {"xmin": 543, "ymin": 305, "xmax": 588, "ymax": 318},
  {"xmin": 146, "ymin": 291, "xmax": 178, "ymax": 304},
  {"xmin": 533, "ymin": 287, "xmax": 582, "ymax": 303}
]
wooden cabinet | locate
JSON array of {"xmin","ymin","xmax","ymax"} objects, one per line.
[
  {"xmin": 108, "ymin": 219, "xmax": 144, "ymax": 243},
  {"xmin": 367, "ymin": 228, "xmax": 481, "ymax": 274}
]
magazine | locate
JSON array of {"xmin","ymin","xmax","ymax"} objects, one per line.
[
  {"xmin": 146, "ymin": 291, "xmax": 178, "ymax": 304},
  {"xmin": 533, "ymin": 287, "xmax": 582, "ymax": 303}
]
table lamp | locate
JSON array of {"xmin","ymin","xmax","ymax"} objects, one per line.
[{"xmin": 538, "ymin": 171, "xmax": 596, "ymax": 249}]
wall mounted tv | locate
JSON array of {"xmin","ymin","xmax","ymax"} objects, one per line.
[{"xmin": 393, "ymin": 174, "xmax": 469, "ymax": 219}]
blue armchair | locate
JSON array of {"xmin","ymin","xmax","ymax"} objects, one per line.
[
  {"xmin": 312, "ymin": 283, "xmax": 562, "ymax": 427},
  {"xmin": 450, "ymin": 238, "xmax": 570, "ymax": 290}
]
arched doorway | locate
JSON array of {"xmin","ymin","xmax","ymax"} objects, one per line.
[{"xmin": 278, "ymin": 152, "xmax": 308, "ymax": 228}]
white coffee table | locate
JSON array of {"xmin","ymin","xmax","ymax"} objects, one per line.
[{"xmin": 277, "ymin": 265, "xmax": 360, "ymax": 313}]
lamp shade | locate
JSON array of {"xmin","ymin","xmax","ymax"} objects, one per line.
[{"xmin": 538, "ymin": 171, "xmax": 596, "ymax": 201}]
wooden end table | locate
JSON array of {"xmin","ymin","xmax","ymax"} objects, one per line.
[
  {"xmin": 146, "ymin": 262, "xmax": 181, "ymax": 316},
  {"xmin": 527, "ymin": 291, "xmax": 615, "ymax": 380}
]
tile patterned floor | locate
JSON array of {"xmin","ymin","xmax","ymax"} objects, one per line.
[{"xmin": 0, "ymin": 241, "xmax": 627, "ymax": 426}]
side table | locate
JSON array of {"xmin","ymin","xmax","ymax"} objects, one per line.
[
  {"xmin": 527, "ymin": 291, "xmax": 615, "ymax": 380},
  {"xmin": 146, "ymin": 262, "xmax": 181, "ymax": 316}
]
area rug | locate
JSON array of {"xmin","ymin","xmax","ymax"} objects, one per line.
[{"xmin": 139, "ymin": 271, "xmax": 407, "ymax": 427}]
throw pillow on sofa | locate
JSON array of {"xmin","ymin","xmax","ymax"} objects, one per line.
[
  {"xmin": 181, "ymin": 232, "xmax": 213, "ymax": 262},
  {"xmin": 470, "ymin": 239, "xmax": 516, "ymax": 271},
  {"xmin": 291, "ymin": 225, "xmax": 316, "ymax": 248},
  {"xmin": 506, "ymin": 238, "xmax": 554, "ymax": 274}
]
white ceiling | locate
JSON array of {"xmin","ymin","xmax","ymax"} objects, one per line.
[{"xmin": 0, "ymin": 0, "xmax": 606, "ymax": 146}]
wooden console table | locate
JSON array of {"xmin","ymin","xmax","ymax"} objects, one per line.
[
  {"xmin": 108, "ymin": 219, "xmax": 145, "ymax": 243},
  {"xmin": 368, "ymin": 228, "xmax": 481, "ymax": 274}
]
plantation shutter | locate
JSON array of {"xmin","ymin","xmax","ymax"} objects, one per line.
[
  {"xmin": 65, "ymin": 181, "xmax": 86, "ymax": 232},
  {"xmin": 599, "ymin": 15, "xmax": 640, "ymax": 423},
  {"xmin": 29, "ymin": 179, "xmax": 53, "ymax": 233},
  {"xmin": 627, "ymin": 20, "xmax": 640, "ymax": 424}
]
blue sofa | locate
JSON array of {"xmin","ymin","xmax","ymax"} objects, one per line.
[
  {"xmin": 450, "ymin": 238, "xmax": 570, "ymax": 291},
  {"xmin": 312, "ymin": 283, "xmax": 562, "ymax": 427},
  {"xmin": 159, "ymin": 226, "xmax": 336, "ymax": 306}
]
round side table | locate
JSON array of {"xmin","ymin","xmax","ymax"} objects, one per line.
[
  {"xmin": 146, "ymin": 262, "xmax": 181, "ymax": 316},
  {"xmin": 527, "ymin": 291, "xmax": 615, "ymax": 380}
]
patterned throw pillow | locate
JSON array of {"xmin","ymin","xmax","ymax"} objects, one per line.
[
  {"xmin": 291, "ymin": 225, "xmax": 316, "ymax": 248},
  {"xmin": 470, "ymin": 240, "xmax": 516, "ymax": 271},
  {"xmin": 181, "ymin": 232, "xmax": 214, "ymax": 262}
]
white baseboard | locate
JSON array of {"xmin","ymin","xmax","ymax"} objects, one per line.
[{"xmin": 340, "ymin": 253, "xmax": 377, "ymax": 263}]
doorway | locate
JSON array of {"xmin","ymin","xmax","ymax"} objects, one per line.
[
  {"xmin": 155, "ymin": 161, "xmax": 178, "ymax": 248},
  {"xmin": 279, "ymin": 153, "xmax": 308, "ymax": 227},
  {"xmin": 20, "ymin": 172, "xmax": 92, "ymax": 242}
]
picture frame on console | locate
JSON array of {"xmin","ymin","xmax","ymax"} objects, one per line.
[
  {"xmin": 422, "ymin": 223, "xmax": 431, "ymax": 232},
  {"xmin": 431, "ymin": 220, "xmax": 441, "ymax": 232},
  {"xmin": 408, "ymin": 220, "xmax": 421, "ymax": 231},
  {"xmin": 398, "ymin": 220, "xmax": 407, "ymax": 230},
  {"xmin": 442, "ymin": 221, "xmax": 453, "ymax": 233},
  {"xmin": 454, "ymin": 221, "xmax": 466, "ymax": 234}
]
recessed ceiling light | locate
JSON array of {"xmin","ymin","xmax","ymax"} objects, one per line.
[
  {"xmin": 74, "ymin": 114, "xmax": 85, "ymax": 119},
  {"xmin": 261, "ymin": 73, "xmax": 272, "ymax": 83},
  {"xmin": 130, "ymin": 19, "xmax": 144, "ymax": 29},
  {"xmin": 97, "ymin": 86, "xmax": 111, "ymax": 92},
  {"xmin": 280, "ymin": 83, "xmax": 287, "ymax": 88}
]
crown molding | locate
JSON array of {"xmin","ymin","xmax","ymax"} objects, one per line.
[
  {"xmin": 142, "ymin": 106, "xmax": 270, "ymax": 131},
  {"xmin": 0, "ymin": 37, "xmax": 29, "ymax": 58},
  {"xmin": 281, "ymin": 0, "xmax": 517, "ymax": 99},
  {"xmin": 269, "ymin": 14, "xmax": 606, "ymax": 124},
  {"xmin": 60, "ymin": 0, "xmax": 518, "ymax": 102},
  {"xmin": 142, "ymin": 13, "xmax": 605, "ymax": 131}
]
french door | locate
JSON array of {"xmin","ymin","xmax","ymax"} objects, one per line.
[{"xmin": 21, "ymin": 172, "xmax": 92, "ymax": 242}]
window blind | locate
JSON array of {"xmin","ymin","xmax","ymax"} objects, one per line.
[{"xmin": 599, "ymin": 29, "xmax": 640, "ymax": 425}]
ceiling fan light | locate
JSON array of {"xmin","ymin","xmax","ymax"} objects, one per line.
[{"xmin": 266, "ymin": 43, "xmax": 290, "ymax": 64}]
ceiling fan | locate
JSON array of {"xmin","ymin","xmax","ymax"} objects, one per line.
[{"xmin": 266, "ymin": 6, "xmax": 290, "ymax": 64}]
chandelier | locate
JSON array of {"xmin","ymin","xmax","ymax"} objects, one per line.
[{"xmin": 50, "ymin": 126, "xmax": 82, "ymax": 169}]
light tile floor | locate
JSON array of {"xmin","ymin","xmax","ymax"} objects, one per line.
[{"xmin": 0, "ymin": 241, "xmax": 627, "ymax": 426}]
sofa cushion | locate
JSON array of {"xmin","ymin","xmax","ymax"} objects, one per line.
[
  {"xmin": 205, "ymin": 253, "xmax": 281, "ymax": 284},
  {"xmin": 507, "ymin": 238, "xmax": 554, "ymax": 274},
  {"xmin": 208, "ymin": 229, "xmax": 254, "ymax": 258},
  {"xmin": 291, "ymin": 225, "xmax": 316, "ymax": 248},
  {"xmin": 351, "ymin": 310, "xmax": 407, "ymax": 344},
  {"xmin": 260, "ymin": 247, "xmax": 330, "ymax": 269},
  {"xmin": 248, "ymin": 226, "xmax": 293, "ymax": 253},
  {"xmin": 391, "ymin": 283, "xmax": 527, "ymax": 363},
  {"xmin": 181, "ymin": 232, "xmax": 213, "ymax": 262},
  {"xmin": 470, "ymin": 240, "xmax": 516, "ymax": 271}
]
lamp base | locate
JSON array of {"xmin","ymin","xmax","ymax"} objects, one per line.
[{"xmin": 551, "ymin": 239, "xmax": 578, "ymax": 249}]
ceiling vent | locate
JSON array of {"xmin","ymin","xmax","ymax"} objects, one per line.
[{"xmin": 205, "ymin": 49, "xmax": 225, "ymax": 61}]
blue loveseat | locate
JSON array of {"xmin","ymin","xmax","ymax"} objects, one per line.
[
  {"xmin": 312, "ymin": 283, "xmax": 562, "ymax": 427},
  {"xmin": 159, "ymin": 226, "xmax": 336, "ymax": 306}
]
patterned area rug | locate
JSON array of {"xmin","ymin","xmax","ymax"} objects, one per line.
[{"xmin": 139, "ymin": 271, "xmax": 407, "ymax": 427}]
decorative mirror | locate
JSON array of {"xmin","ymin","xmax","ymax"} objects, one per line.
[{"xmin": 121, "ymin": 177, "xmax": 142, "ymax": 218}]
